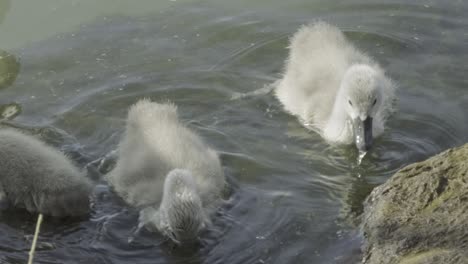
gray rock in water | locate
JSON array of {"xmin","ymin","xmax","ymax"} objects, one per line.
[{"xmin": 362, "ymin": 144, "xmax": 468, "ymax": 264}]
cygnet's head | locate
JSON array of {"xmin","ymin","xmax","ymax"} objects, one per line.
[
  {"xmin": 341, "ymin": 64, "xmax": 384, "ymax": 151},
  {"xmin": 159, "ymin": 169, "xmax": 207, "ymax": 244}
]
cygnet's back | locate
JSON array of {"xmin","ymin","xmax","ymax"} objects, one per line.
[
  {"xmin": 275, "ymin": 22, "xmax": 376, "ymax": 128},
  {"xmin": 0, "ymin": 129, "xmax": 92, "ymax": 216},
  {"xmin": 108, "ymin": 99, "xmax": 225, "ymax": 210}
]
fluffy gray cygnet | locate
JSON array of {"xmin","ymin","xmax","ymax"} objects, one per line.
[
  {"xmin": 275, "ymin": 22, "xmax": 396, "ymax": 151},
  {"xmin": 0, "ymin": 129, "xmax": 93, "ymax": 216},
  {"xmin": 107, "ymin": 99, "xmax": 225, "ymax": 243}
]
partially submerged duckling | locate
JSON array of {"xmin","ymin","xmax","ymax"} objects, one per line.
[
  {"xmin": 0, "ymin": 129, "xmax": 92, "ymax": 217},
  {"xmin": 107, "ymin": 99, "xmax": 225, "ymax": 243}
]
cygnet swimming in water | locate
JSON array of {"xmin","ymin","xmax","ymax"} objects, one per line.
[
  {"xmin": 107, "ymin": 99, "xmax": 225, "ymax": 243},
  {"xmin": 275, "ymin": 22, "xmax": 396, "ymax": 151},
  {"xmin": 0, "ymin": 129, "xmax": 93, "ymax": 216}
]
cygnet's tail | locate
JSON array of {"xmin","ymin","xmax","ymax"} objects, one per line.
[
  {"xmin": 290, "ymin": 22, "xmax": 347, "ymax": 53},
  {"xmin": 126, "ymin": 99, "xmax": 178, "ymax": 131}
]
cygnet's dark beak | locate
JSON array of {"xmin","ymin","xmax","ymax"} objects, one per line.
[{"xmin": 353, "ymin": 116, "xmax": 373, "ymax": 151}]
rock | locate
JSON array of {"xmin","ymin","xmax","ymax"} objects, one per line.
[
  {"xmin": 362, "ymin": 144, "xmax": 468, "ymax": 264},
  {"xmin": 0, "ymin": 50, "xmax": 20, "ymax": 89}
]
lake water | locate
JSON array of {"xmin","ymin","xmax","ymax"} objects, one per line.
[{"xmin": 1, "ymin": 0, "xmax": 467, "ymax": 263}]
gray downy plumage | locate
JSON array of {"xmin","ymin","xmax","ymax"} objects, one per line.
[
  {"xmin": 107, "ymin": 99, "xmax": 225, "ymax": 243},
  {"xmin": 0, "ymin": 128, "xmax": 93, "ymax": 217},
  {"xmin": 275, "ymin": 22, "xmax": 396, "ymax": 151}
]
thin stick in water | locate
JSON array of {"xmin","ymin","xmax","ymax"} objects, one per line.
[{"xmin": 28, "ymin": 213, "xmax": 43, "ymax": 264}]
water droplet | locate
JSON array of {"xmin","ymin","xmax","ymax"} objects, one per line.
[{"xmin": 358, "ymin": 151, "xmax": 367, "ymax": 165}]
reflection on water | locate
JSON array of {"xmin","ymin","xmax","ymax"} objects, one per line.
[
  {"xmin": 0, "ymin": 0, "xmax": 9, "ymax": 24},
  {"xmin": 0, "ymin": 50, "xmax": 20, "ymax": 89},
  {"xmin": 0, "ymin": 0, "xmax": 468, "ymax": 263}
]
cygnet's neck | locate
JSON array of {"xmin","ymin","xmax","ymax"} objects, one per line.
[
  {"xmin": 162, "ymin": 169, "xmax": 200, "ymax": 207},
  {"xmin": 323, "ymin": 70, "xmax": 352, "ymax": 142},
  {"xmin": 139, "ymin": 169, "xmax": 202, "ymax": 233},
  {"xmin": 162, "ymin": 169, "xmax": 204, "ymax": 236}
]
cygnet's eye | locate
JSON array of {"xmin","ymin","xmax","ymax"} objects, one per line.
[
  {"xmin": 348, "ymin": 100, "xmax": 353, "ymax": 106},
  {"xmin": 372, "ymin": 99, "xmax": 377, "ymax": 106}
]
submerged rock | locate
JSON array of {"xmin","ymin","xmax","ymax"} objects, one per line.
[
  {"xmin": 0, "ymin": 50, "xmax": 20, "ymax": 89},
  {"xmin": 362, "ymin": 144, "xmax": 468, "ymax": 264}
]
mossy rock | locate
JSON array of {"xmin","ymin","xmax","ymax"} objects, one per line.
[
  {"xmin": 0, "ymin": 50, "xmax": 20, "ymax": 89},
  {"xmin": 362, "ymin": 144, "xmax": 468, "ymax": 264}
]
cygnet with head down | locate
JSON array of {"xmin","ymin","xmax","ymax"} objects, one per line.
[
  {"xmin": 107, "ymin": 99, "xmax": 225, "ymax": 244},
  {"xmin": 0, "ymin": 129, "xmax": 93, "ymax": 217}
]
